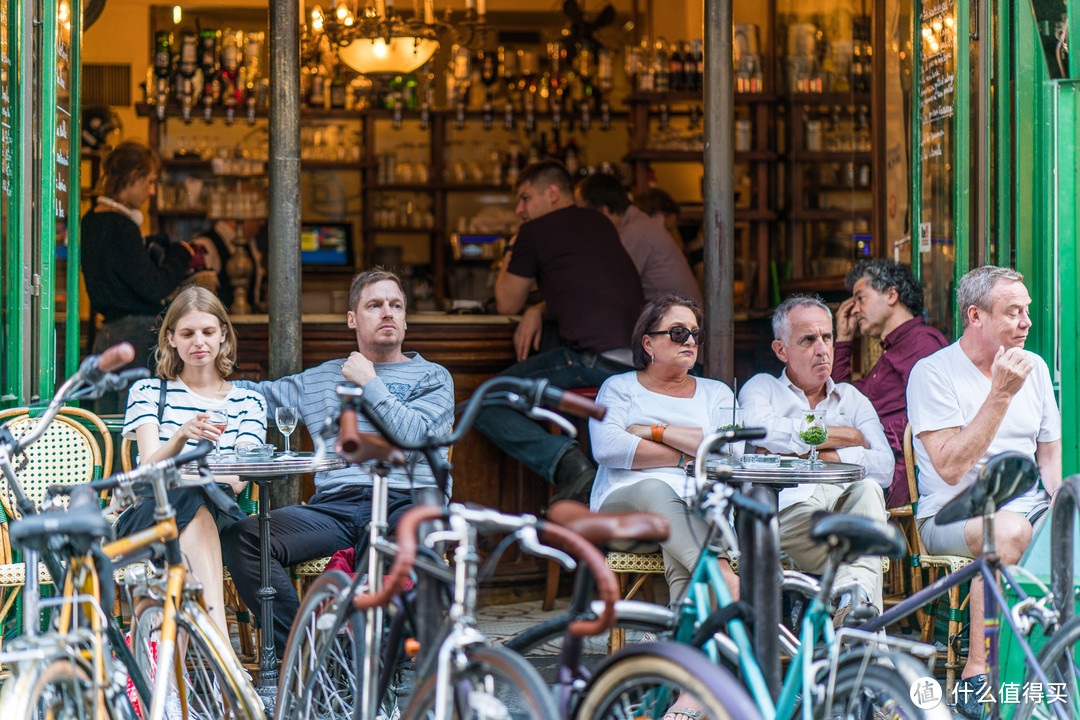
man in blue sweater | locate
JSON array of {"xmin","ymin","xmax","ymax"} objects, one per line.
[{"xmin": 221, "ymin": 268, "xmax": 454, "ymax": 656}]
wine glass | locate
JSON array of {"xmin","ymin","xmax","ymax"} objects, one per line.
[
  {"xmin": 276, "ymin": 406, "xmax": 298, "ymax": 456},
  {"xmin": 206, "ymin": 410, "xmax": 228, "ymax": 460},
  {"xmin": 795, "ymin": 408, "xmax": 829, "ymax": 469}
]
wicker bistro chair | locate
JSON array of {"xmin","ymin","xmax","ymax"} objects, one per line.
[
  {"xmin": 605, "ymin": 548, "xmax": 666, "ymax": 652},
  {"xmin": 0, "ymin": 411, "xmax": 106, "ymax": 646},
  {"xmin": 904, "ymin": 423, "xmax": 973, "ymax": 693}
]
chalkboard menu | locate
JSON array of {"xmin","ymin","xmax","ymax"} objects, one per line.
[{"xmin": 917, "ymin": 0, "xmax": 958, "ymax": 333}]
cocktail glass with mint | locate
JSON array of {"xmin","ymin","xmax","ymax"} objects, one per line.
[{"xmin": 794, "ymin": 408, "xmax": 828, "ymax": 468}]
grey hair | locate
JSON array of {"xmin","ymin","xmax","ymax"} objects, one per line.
[
  {"xmin": 956, "ymin": 265, "xmax": 1025, "ymax": 328},
  {"xmin": 772, "ymin": 295, "xmax": 832, "ymax": 343}
]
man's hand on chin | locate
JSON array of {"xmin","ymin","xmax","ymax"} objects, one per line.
[{"xmin": 343, "ymin": 351, "xmax": 377, "ymax": 386}]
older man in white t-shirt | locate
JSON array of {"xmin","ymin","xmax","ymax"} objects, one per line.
[
  {"xmin": 740, "ymin": 296, "xmax": 893, "ymax": 623},
  {"xmin": 907, "ymin": 265, "xmax": 1062, "ymax": 717}
]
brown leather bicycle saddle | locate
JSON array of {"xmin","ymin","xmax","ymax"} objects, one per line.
[
  {"xmin": 935, "ymin": 452, "xmax": 1040, "ymax": 526},
  {"xmin": 809, "ymin": 512, "xmax": 907, "ymax": 564},
  {"xmin": 547, "ymin": 500, "xmax": 670, "ymax": 547}
]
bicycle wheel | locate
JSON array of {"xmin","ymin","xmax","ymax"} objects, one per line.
[
  {"xmin": 0, "ymin": 653, "xmax": 116, "ymax": 719},
  {"xmin": 504, "ymin": 599, "xmax": 677, "ymax": 655},
  {"xmin": 574, "ymin": 641, "xmax": 762, "ymax": 720},
  {"xmin": 275, "ymin": 569, "xmax": 360, "ymax": 720},
  {"xmin": 130, "ymin": 596, "xmax": 264, "ymax": 720},
  {"xmin": 400, "ymin": 644, "xmax": 558, "ymax": 720},
  {"xmin": 816, "ymin": 652, "xmax": 948, "ymax": 720},
  {"xmin": 1015, "ymin": 612, "xmax": 1080, "ymax": 720}
]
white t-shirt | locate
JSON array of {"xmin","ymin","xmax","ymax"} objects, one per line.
[
  {"xmin": 738, "ymin": 371, "xmax": 894, "ymax": 512},
  {"xmin": 123, "ymin": 377, "xmax": 268, "ymax": 462},
  {"xmin": 588, "ymin": 371, "xmax": 738, "ymax": 510},
  {"xmin": 907, "ymin": 341, "xmax": 1061, "ymax": 519}
]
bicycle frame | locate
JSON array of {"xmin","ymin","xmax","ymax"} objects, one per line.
[{"xmin": 862, "ymin": 549, "xmax": 1068, "ymax": 720}]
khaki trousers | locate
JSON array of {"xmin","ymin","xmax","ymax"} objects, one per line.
[{"xmin": 777, "ymin": 479, "xmax": 887, "ymax": 610}]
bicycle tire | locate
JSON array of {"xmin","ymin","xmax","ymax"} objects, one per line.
[
  {"xmin": 575, "ymin": 641, "xmax": 762, "ymax": 720},
  {"xmin": 275, "ymin": 569, "xmax": 362, "ymax": 720},
  {"xmin": 504, "ymin": 599, "xmax": 676, "ymax": 655},
  {"xmin": 1015, "ymin": 612, "xmax": 1080, "ymax": 720},
  {"xmin": 0, "ymin": 653, "xmax": 122, "ymax": 720},
  {"xmin": 400, "ymin": 644, "xmax": 559, "ymax": 720},
  {"xmin": 815, "ymin": 651, "xmax": 947, "ymax": 720},
  {"xmin": 130, "ymin": 596, "xmax": 263, "ymax": 720}
]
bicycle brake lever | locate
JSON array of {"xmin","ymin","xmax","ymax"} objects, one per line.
[
  {"xmin": 518, "ymin": 526, "xmax": 577, "ymax": 571},
  {"xmin": 526, "ymin": 407, "xmax": 577, "ymax": 438}
]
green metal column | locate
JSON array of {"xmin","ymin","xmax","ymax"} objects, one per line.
[
  {"xmin": 65, "ymin": 0, "xmax": 81, "ymax": 380},
  {"xmin": 1, "ymin": 0, "xmax": 27, "ymax": 405},
  {"xmin": 910, "ymin": 0, "xmax": 923, "ymax": 281},
  {"xmin": 952, "ymin": 0, "xmax": 971, "ymax": 340},
  {"xmin": 38, "ymin": 0, "xmax": 59, "ymax": 397},
  {"xmin": 1056, "ymin": 80, "xmax": 1080, "ymax": 476}
]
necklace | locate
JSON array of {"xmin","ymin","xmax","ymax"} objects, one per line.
[{"xmin": 641, "ymin": 371, "xmax": 693, "ymax": 394}]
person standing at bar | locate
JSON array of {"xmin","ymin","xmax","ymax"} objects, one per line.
[
  {"xmin": 81, "ymin": 141, "xmax": 195, "ymax": 413},
  {"xmin": 832, "ymin": 259, "xmax": 947, "ymax": 506},
  {"xmin": 475, "ymin": 160, "xmax": 645, "ymax": 502}
]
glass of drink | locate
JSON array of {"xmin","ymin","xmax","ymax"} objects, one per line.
[
  {"xmin": 795, "ymin": 409, "xmax": 829, "ymax": 469},
  {"xmin": 276, "ymin": 407, "xmax": 298, "ymax": 456},
  {"xmin": 717, "ymin": 407, "xmax": 744, "ymax": 458},
  {"xmin": 207, "ymin": 410, "xmax": 228, "ymax": 460}
]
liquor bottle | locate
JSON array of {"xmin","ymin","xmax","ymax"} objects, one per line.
[
  {"xmin": 653, "ymin": 38, "xmax": 669, "ymax": 92},
  {"xmin": 668, "ymin": 41, "xmax": 683, "ymax": 92},
  {"xmin": 152, "ymin": 31, "xmax": 172, "ymax": 120},
  {"xmin": 500, "ymin": 47, "xmax": 515, "ymax": 130},
  {"xmin": 680, "ymin": 41, "xmax": 694, "ymax": 92},
  {"xmin": 479, "ymin": 48, "xmax": 497, "ymax": 129},
  {"xmin": 861, "ymin": 43, "xmax": 873, "ymax": 93},
  {"xmin": 242, "ymin": 31, "xmax": 264, "ymax": 123},
  {"xmin": 176, "ymin": 31, "xmax": 198, "ymax": 123},
  {"xmin": 451, "ymin": 45, "xmax": 470, "ymax": 129},
  {"xmin": 597, "ymin": 47, "xmax": 614, "ymax": 129},
  {"xmin": 637, "ymin": 41, "xmax": 655, "ymax": 91},
  {"xmin": 548, "ymin": 42, "xmax": 566, "ymax": 130},
  {"xmin": 690, "ymin": 39, "xmax": 704, "ymax": 91},
  {"xmin": 329, "ymin": 70, "xmax": 348, "ymax": 109},
  {"xmin": 308, "ymin": 67, "xmax": 326, "ymax": 109},
  {"xmin": 563, "ymin": 136, "xmax": 580, "ymax": 176},
  {"xmin": 520, "ymin": 49, "xmax": 539, "ymax": 131},
  {"xmin": 851, "ymin": 45, "xmax": 864, "ymax": 94},
  {"xmin": 219, "ymin": 29, "xmax": 242, "ymax": 124},
  {"xmin": 198, "ymin": 29, "xmax": 220, "ymax": 123}
]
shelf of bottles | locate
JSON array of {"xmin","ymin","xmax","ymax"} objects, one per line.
[{"xmin": 778, "ymin": 6, "xmax": 877, "ymax": 284}]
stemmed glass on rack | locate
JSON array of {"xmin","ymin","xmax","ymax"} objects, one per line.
[
  {"xmin": 794, "ymin": 408, "xmax": 828, "ymax": 468},
  {"xmin": 276, "ymin": 406, "xmax": 298, "ymax": 456}
]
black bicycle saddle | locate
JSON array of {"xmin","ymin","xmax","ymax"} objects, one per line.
[
  {"xmin": 10, "ymin": 486, "xmax": 113, "ymax": 550},
  {"xmin": 809, "ymin": 512, "xmax": 907, "ymax": 564},
  {"xmin": 934, "ymin": 452, "xmax": 1040, "ymax": 526}
]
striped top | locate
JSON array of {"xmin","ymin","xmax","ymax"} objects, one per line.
[
  {"xmin": 234, "ymin": 353, "xmax": 454, "ymax": 494},
  {"xmin": 123, "ymin": 378, "xmax": 268, "ymax": 462}
]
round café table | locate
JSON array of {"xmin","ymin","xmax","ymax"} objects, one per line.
[
  {"xmin": 187, "ymin": 451, "xmax": 346, "ymax": 710},
  {"xmin": 691, "ymin": 456, "xmax": 865, "ymax": 699}
]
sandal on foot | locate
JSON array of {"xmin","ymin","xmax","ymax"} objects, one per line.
[{"xmin": 661, "ymin": 708, "xmax": 706, "ymax": 720}]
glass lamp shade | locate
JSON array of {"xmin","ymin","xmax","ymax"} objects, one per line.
[{"xmin": 338, "ymin": 36, "xmax": 439, "ymax": 74}]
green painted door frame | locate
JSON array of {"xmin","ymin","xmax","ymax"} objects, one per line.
[{"xmin": 0, "ymin": 0, "xmax": 81, "ymax": 406}]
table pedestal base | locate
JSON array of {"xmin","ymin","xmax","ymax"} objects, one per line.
[{"xmin": 254, "ymin": 478, "xmax": 278, "ymax": 714}]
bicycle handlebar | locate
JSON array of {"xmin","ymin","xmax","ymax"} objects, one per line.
[
  {"xmin": 48, "ymin": 440, "xmax": 215, "ymax": 496},
  {"xmin": 536, "ymin": 520, "xmax": 618, "ymax": 637},
  {"xmin": 352, "ymin": 504, "xmax": 444, "ymax": 611},
  {"xmin": 336, "ymin": 409, "xmax": 408, "ymax": 467},
  {"xmin": 96, "ymin": 342, "xmax": 135, "ymax": 373}
]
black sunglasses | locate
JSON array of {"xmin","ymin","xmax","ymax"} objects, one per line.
[{"xmin": 646, "ymin": 326, "xmax": 703, "ymax": 344}]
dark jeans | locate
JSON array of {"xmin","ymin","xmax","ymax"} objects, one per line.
[
  {"xmin": 472, "ymin": 346, "xmax": 632, "ymax": 483},
  {"xmin": 220, "ymin": 486, "xmax": 412, "ymax": 656}
]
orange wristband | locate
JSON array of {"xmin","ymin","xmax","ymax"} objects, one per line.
[{"xmin": 651, "ymin": 423, "xmax": 668, "ymax": 443}]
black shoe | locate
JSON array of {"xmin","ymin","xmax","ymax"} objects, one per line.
[
  {"xmin": 551, "ymin": 450, "xmax": 596, "ymax": 503},
  {"xmin": 950, "ymin": 674, "xmax": 988, "ymax": 719}
]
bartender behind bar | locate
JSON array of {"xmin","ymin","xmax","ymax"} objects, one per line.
[{"xmin": 473, "ymin": 160, "xmax": 645, "ymax": 502}]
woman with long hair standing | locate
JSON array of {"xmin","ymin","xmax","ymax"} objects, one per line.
[{"xmin": 82, "ymin": 141, "xmax": 194, "ymax": 413}]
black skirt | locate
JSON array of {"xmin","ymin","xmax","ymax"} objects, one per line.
[{"xmin": 113, "ymin": 484, "xmax": 246, "ymax": 539}]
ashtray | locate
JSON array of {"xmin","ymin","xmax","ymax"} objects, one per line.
[
  {"xmin": 236, "ymin": 444, "xmax": 274, "ymax": 460},
  {"xmin": 742, "ymin": 453, "xmax": 782, "ymax": 467}
]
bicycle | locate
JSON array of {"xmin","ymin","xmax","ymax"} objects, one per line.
[
  {"xmin": 512, "ymin": 430, "xmax": 951, "ymax": 720},
  {"xmin": 858, "ymin": 452, "xmax": 1078, "ymax": 720},
  {"xmin": 276, "ymin": 377, "xmax": 764, "ymax": 720}
]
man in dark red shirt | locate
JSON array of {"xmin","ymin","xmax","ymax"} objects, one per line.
[{"xmin": 832, "ymin": 259, "xmax": 948, "ymax": 507}]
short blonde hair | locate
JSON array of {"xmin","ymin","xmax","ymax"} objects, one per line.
[{"xmin": 155, "ymin": 286, "xmax": 237, "ymax": 380}]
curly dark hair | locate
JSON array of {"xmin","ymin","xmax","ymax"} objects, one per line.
[{"xmin": 845, "ymin": 259, "xmax": 925, "ymax": 317}]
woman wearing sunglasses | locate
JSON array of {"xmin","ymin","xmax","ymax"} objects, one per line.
[{"xmin": 588, "ymin": 294, "xmax": 741, "ymax": 603}]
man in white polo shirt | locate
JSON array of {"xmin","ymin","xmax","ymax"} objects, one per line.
[
  {"xmin": 908, "ymin": 265, "xmax": 1061, "ymax": 718},
  {"xmin": 740, "ymin": 295, "xmax": 893, "ymax": 625}
]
